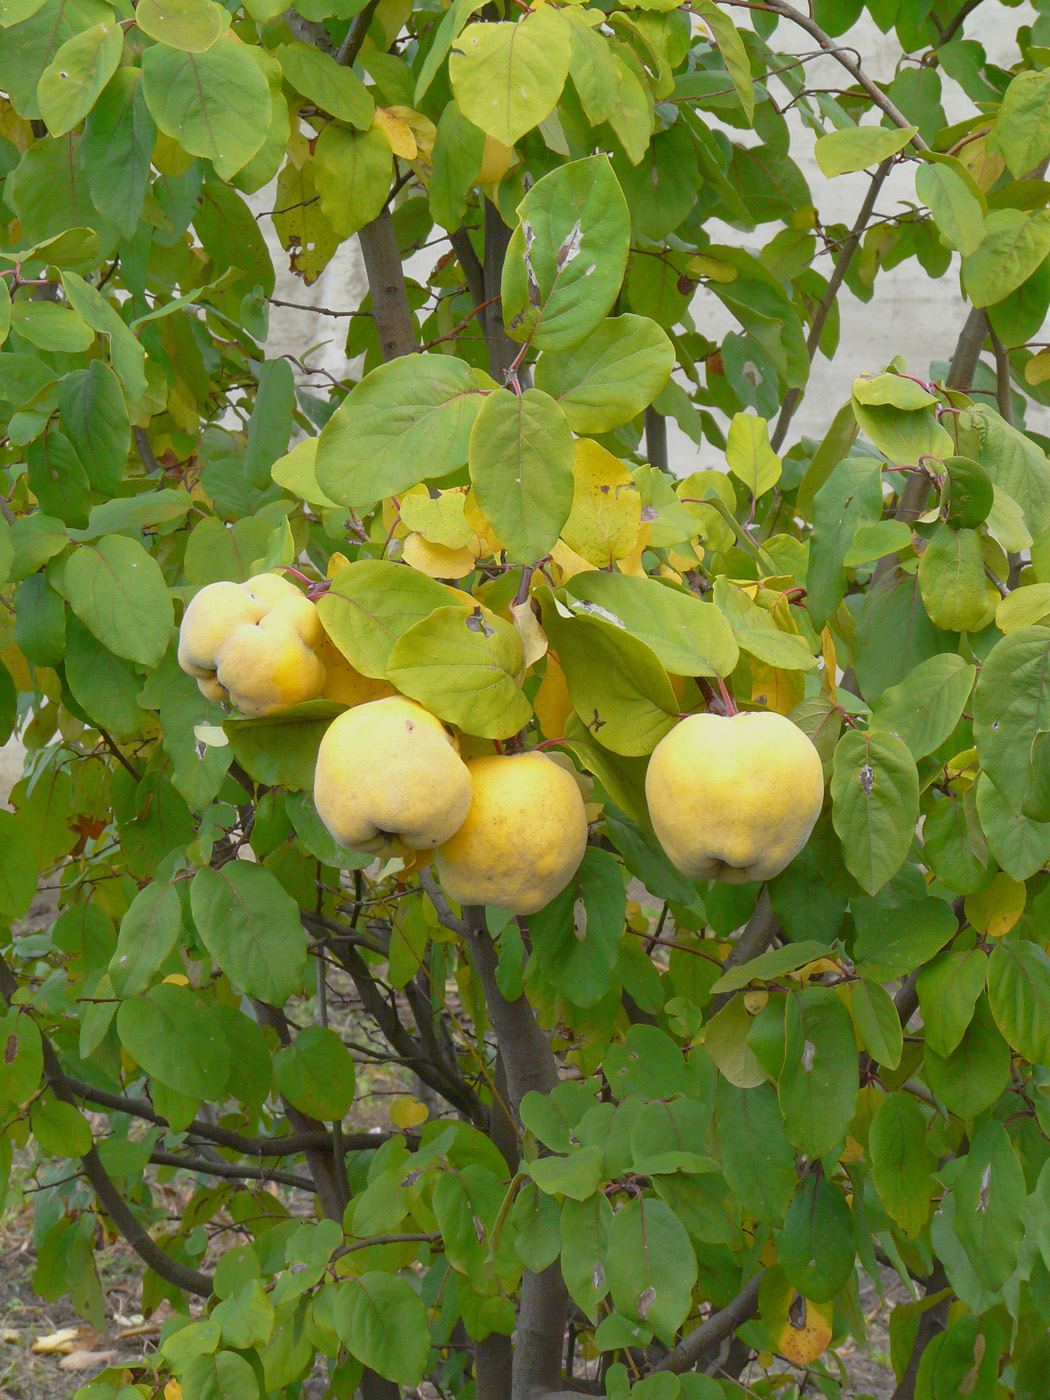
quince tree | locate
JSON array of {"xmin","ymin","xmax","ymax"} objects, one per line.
[{"xmin": 0, "ymin": 0, "xmax": 1050, "ymax": 1398}]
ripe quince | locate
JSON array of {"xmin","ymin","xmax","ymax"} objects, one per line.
[
  {"xmin": 645, "ymin": 710, "xmax": 824, "ymax": 883},
  {"xmin": 314, "ymin": 696, "xmax": 473, "ymax": 854},
  {"xmin": 433, "ymin": 753, "xmax": 588, "ymax": 915}
]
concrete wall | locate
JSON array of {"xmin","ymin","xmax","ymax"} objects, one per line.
[{"xmin": 260, "ymin": 5, "xmax": 1043, "ymax": 474}]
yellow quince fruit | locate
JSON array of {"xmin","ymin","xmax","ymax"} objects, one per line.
[
  {"xmin": 645, "ymin": 710, "xmax": 824, "ymax": 883},
  {"xmin": 433, "ymin": 753, "xmax": 588, "ymax": 915},
  {"xmin": 314, "ymin": 696, "xmax": 473, "ymax": 854}
]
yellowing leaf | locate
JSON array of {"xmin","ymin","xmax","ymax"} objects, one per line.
[
  {"xmin": 162, "ymin": 973, "xmax": 190, "ymax": 986},
  {"xmin": 511, "ymin": 599, "xmax": 547, "ymax": 670},
  {"xmin": 375, "ymin": 107, "xmax": 418, "ymax": 159},
  {"xmin": 996, "ymin": 583, "xmax": 1050, "ymax": 632},
  {"xmin": 32, "ymin": 1328, "xmax": 85, "ymax": 1354},
  {"xmin": 965, "ymin": 871, "xmax": 1026, "ymax": 938},
  {"xmin": 400, "ymin": 486, "xmax": 475, "ymax": 549},
  {"xmin": 549, "ymin": 539, "xmax": 597, "ymax": 582},
  {"xmin": 820, "ymin": 627, "xmax": 838, "ymax": 703},
  {"xmin": 562, "ymin": 438, "xmax": 642, "ymax": 567},
  {"xmin": 391, "ymin": 106, "xmax": 437, "ymax": 163},
  {"xmin": 774, "ymin": 1295, "xmax": 833, "ymax": 1366},
  {"xmin": 402, "ymin": 533, "xmax": 478, "ymax": 579},
  {"xmin": 1026, "ymin": 350, "xmax": 1050, "ymax": 386},
  {"xmin": 534, "ymin": 654, "xmax": 573, "ymax": 738},
  {"xmin": 327, "ymin": 551, "xmax": 351, "ymax": 579},
  {"xmin": 726, "ymin": 412, "xmax": 781, "ymax": 497},
  {"xmin": 685, "ymin": 254, "xmax": 737, "ymax": 283},
  {"xmin": 391, "ymin": 1095, "xmax": 429, "ymax": 1127},
  {"xmin": 616, "ymin": 521, "xmax": 652, "ymax": 578},
  {"xmin": 748, "ymin": 661, "xmax": 804, "ymax": 716},
  {"xmin": 464, "ymin": 490, "xmax": 501, "ymax": 554},
  {"xmin": 165, "ymin": 1383, "xmax": 185, "ymax": 1400}
]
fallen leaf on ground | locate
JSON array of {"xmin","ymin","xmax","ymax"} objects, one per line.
[{"xmin": 59, "ymin": 1348, "xmax": 119, "ymax": 1371}]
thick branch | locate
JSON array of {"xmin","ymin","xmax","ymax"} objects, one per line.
[
  {"xmin": 889, "ymin": 1266, "xmax": 949, "ymax": 1400},
  {"xmin": 63, "ymin": 1075, "xmax": 381, "ymax": 1156},
  {"xmin": 709, "ymin": 888, "xmax": 780, "ymax": 1016},
  {"xmin": 358, "ymin": 209, "xmax": 419, "ymax": 361},
  {"xmin": 987, "ymin": 323, "xmax": 1014, "ymax": 425},
  {"xmin": 464, "ymin": 915, "xmax": 558, "ymax": 1107},
  {"xmin": 148, "ymin": 1150, "xmax": 314, "ymax": 1191},
  {"xmin": 938, "ymin": 0, "xmax": 986, "ymax": 45},
  {"xmin": 482, "ymin": 198, "xmax": 517, "ymax": 381},
  {"xmin": 645, "ymin": 407, "xmax": 668, "ymax": 473},
  {"xmin": 772, "ymin": 159, "xmax": 894, "ymax": 450},
  {"xmin": 336, "ymin": 0, "xmax": 380, "ymax": 64},
  {"xmin": 654, "ymin": 1272, "xmax": 763, "ymax": 1374},
  {"xmin": 449, "ymin": 228, "xmax": 486, "ymax": 312}
]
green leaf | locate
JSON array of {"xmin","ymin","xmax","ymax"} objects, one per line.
[
  {"xmin": 996, "ymin": 66, "xmax": 1050, "ymax": 179},
  {"xmin": 924, "ymin": 994, "xmax": 1010, "ymax": 1120},
  {"xmin": 529, "ymin": 1145, "xmax": 605, "ymax": 1200},
  {"xmin": 561, "ymin": 572, "xmax": 739, "ymax": 679},
  {"xmin": 468, "ymin": 386, "xmax": 574, "ymax": 563},
  {"xmin": 0, "ymin": 1011, "xmax": 43, "ymax": 1106},
  {"xmin": 243, "ymin": 358, "xmax": 294, "ymax": 490},
  {"xmin": 274, "ymin": 1024, "xmax": 356, "ymax": 1120},
  {"xmin": 805, "ymin": 456, "xmax": 884, "ymax": 629},
  {"xmin": 109, "ymin": 881, "xmax": 182, "ymax": 998},
  {"xmin": 778, "ymin": 986, "xmax": 858, "ymax": 1159},
  {"xmin": 870, "ymin": 654, "xmax": 975, "ymax": 760},
  {"xmin": 973, "ymin": 626, "xmax": 1050, "ymax": 810},
  {"xmin": 976, "ymin": 772, "xmax": 1050, "ymax": 882},
  {"xmin": 116, "ymin": 982, "xmax": 230, "ymax": 1098},
  {"xmin": 691, "ymin": 0, "xmax": 754, "ymax": 118},
  {"xmin": 30, "ymin": 1097, "xmax": 93, "ymax": 1158},
  {"xmin": 64, "ymin": 613, "xmax": 147, "ymax": 736},
  {"xmin": 58, "ymin": 534, "xmax": 173, "ymax": 668},
  {"xmin": 10, "ymin": 301, "xmax": 93, "ymax": 352},
  {"xmin": 530, "ymin": 846, "xmax": 625, "ymax": 1008},
  {"xmin": 135, "ymin": 0, "xmax": 227, "ymax": 50},
  {"xmin": 851, "ymin": 979, "xmax": 903, "ymax": 1069},
  {"xmin": 955, "ymin": 405, "xmax": 1050, "ymax": 538},
  {"xmin": 830, "ymin": 729, "xmax": 919, "ymax": 895},
  {"xmin": 315, "ymin": 355, "xmax": 481, "ymax": 507},
  {"xmin": 278, "ymin": 41, "xmax": 373, "ymax": 128},
  {"xmin": 853, "ymin": 568, "xmax": 948, "ymax": 705},
  {"xmin": 850, "ymin": 395, "xmax": 953, "ymax": 467},
  {"xmin": 953, "ymin": 1120, "xmax": 1025, "ymax": 1290},
  {"xmin": 26, "ymin": 431, "xmax": 91, "ymax": 529},
  {"xmin": 776, "ymin": 1174, "xmax": 854, "ymax": 1303},
  {"xmin": 37, "ymin": 22, "xmax": 123, "ymax": 136},
  {"xmin": 916, "ymin": 1315, "xmax": 1001, "ymax": 1400},
  {"xmin": 538, "ymin": 588, "xmax": 679, "ymax": 757},
  {"xmin": 986, "ymin": 940, "xmax": 1050, "ymax": 1065},
  {"xmin": 60, "ymin": 270, "xmax": 147, "ymax": 406},
  {"xmin": 181, "ymin": 1350, "xmax": 258, "ymax": 1400},
  {"xmin": 212, "ymin": 1279, "xmax": 274, "ymax": 1351},
  {"xmin": 449, "ymin": 6, "xmax": 571, "ymax": 146},
  {"xmin": 224, "ymin": 703, "xmax": 334, "ymax": 791},
  {"xmin": 725, "ymin": 412, "xmax": 781, "ymax": 498},
  {"xmin": 502, "ymin": 155, "xmax": 631, "ymax": 352},
  {"xmin": 917, "ymin": 524, "xmax": 990, "ymax": 632},
  {"xmin": 533, "ymin": 314, "xmax": 674, "ymax": 433},
  {"xmin": 317, "ymin": 559, "xmax": 450, "ymax": 680},
  {"xmin": 868, "ymin": 1093, "xmax": 936, "ymax": 1239},
  {"xmin": 59, "ymin": 360, "xmax": 130, "ymax": 496},
  {"xmin": 414, "ymin": 0, "xmax": 485, "ymax": 103},
  {"xmin": 712, "ymin": 1081, "xmax": 797, "ymax": 1224},
  {"xmin": 561, "ymin": 1193, "xmax": 612, "ymax": 1322},
  {"xmin": 190, "ymin": 862, "xmax": 308, "ymax": 1005},
  {"xmin": 509, "ymin": 1180, "xmax": 563, "ymax": 1272},
  {"xmin": 814, "ymin": 123, "xmax": 917, "ymax": 177},
  {"xmin": 385, "ymin": 603, "xmax": 531, "ymax": 740},
  {"xmin": 915, "ymin": 159, "xmax": 986, "ymax": 256},
  {"xmin": 712, "ymin": 581, "xmax": 817, "ymax": 672},
  {"xmin": 140, "ymin": 39, "xmax": 270, "ymax": 180},
  {"xmin": 962, "ymin": 208, "xmax": 1050, "ymax": 308},
  {"xmin": 852, "ymin": 372, "xmax": 936, "ymax": 411},
  {"xmin": 331, "ymin": 1274, "xmax": 429, "ymax": 1386},
  {"xmin": 606, "ymin": 1196, "xmax": 697, "ymax": 1344},
  {"xmin": 917, "ymin": 949, "xmax": 987, "ymax": 1058},
  {"xmin": 711, "ymin": 941, "xmax": 834, "ymax": 996},
  {"xmin": 853, "ymin": 889, "xmax": 957, "ymax": 982}
]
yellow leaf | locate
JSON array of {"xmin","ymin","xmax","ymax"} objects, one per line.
[
  {"xmin": 534, "ymin": 654, "xmax": 573, "ymax": 739},
  {"xmin": 773, "ymin": 1295, "xmax": 833, "ymax": 1367},
  {"xmin": 32, "ymin": 1328, "xmax": 84, "ymax": 1354},
  {"xmin": 1026, "ymin": 351, "xmax": 1050, "ymax": 386},
  {"xmin": 616, "ymin": 521, "xmax": 652, "ymax": 577},
  {"xmin": 464, "ymin": 490, "xmax": 501, "ymax": 555},
  {"xmin": 400, "ymin": 486, "xmax": 474, "ymax": 549},
  {"xmin": 402, "ymin": 533, "xmax": 477, "ymax": 579},
  {"xmin": 391, "ymin": 1096, "xmax": 429, "ymax": 1127},
  {"xmin": 685, "ymin": 254, "xmax": 737, "ymax": 284},
  {"xmin": 511, "ymin": 600, "xmax": 548, "ymax": 670},
  {"xmin": 820, "ymin": 627, "xmax": 838, "ymax": 702},
  {"xmin": 165, "ymin": 1383, "xmax": 185, "ymax": 1400},
  {"xmin": 561, "ymin": 439, "xmax": 642, "ymax": 567},
  {"xmin": 944, "ymin": 747, "xmax": 979, "ymax": 791},
  {"xmin": 677, "ymin": 470, "xmax": 736, "ymax": 554},
  {"xmin": 748, "ymin": 662, "xmax": 805, "ymax": 716},
  {"xmin": 327, "ymin": 552, "xmax": 351, "ymax": 580},
  {"xmin": 965, "ymin": 871, "xmax": 1026, "ymax": 938},
  {"xmin": 374, "ymin": 107, "xmax": 418, "ymax": 159},
  {"xmin": 549, "ymin": 539, "xmax": 596, "ymax": 583},
  {"xmin": 162, "ymin": 973, "xmax": 190, "ymax": 986},
  {"xmin": 390, "ymin": 106, "xmax": 437, "ymax": 164},
  {"xmin": 996, "ymin": 582, "xmax": 1050, "ymax": 632}
]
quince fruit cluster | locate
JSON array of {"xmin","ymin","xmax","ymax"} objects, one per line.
[
  {"xmin": 177, "ymin": 572, "xmax": 390, "ymax": 717},
  {"xmin": 177, "ymin": 574, "xmax": 588, "ymax": 915}
]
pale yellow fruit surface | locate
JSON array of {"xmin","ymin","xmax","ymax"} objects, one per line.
[
  {"xmin": 314, "ymin": 696, "xmax": 473, "ymax": 853},
  {"xmin": 214, "ymin": 623, "xmax": 326, "ymax": 717},
  {"xmin": 177, "ymin": 581, "xmax": 266, "ymax": 678},
  {"xmin": 318, "ymin": 636, "xmax": 396, "ymax": 708},
  {"xmin": 243, "ymin": 572, "xmax": 301, "ymax": 607},
  {"xmin": 645, "ymin": 710, "xmax": 824, "ymax": 883},
  {"xmin": 433, "ymin": 753, "xmax": 588, "ymax": 915}
]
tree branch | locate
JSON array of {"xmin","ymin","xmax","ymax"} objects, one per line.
[
  {"xmin": 772, "ymin": 159, "xmax": 894, "ymax": 450},
  {"xmin": 946, "ymin": 305, "xmax": 987, "ymax": 393},
  {"xmin": 645, "ymin": 407, "xmax": 668, "ymax": 473},
  {"xmin": 987, "ymin": 323, "xmax": 1014, "ymax": 425},
  {"xmin": 449, "ymin": 228, "xmax": 486, "ymax": 312},
  {"xmin": 483, "ymin": 198, "xmax": 518, "ymax": 381},
  {"xmin": 717, "ymin": 0, "xmax": 929, "ymax": 145},
  {"xmin": 709, "ymin": 888, "xmax": 780, "ymax": 1016},
  {"xmin": 654, "ymin": 1272, "xmax": 764, "ymax": 1374},
  {"xmin": 148, "ymin": 1149, "xmax": 314, "ymax": 1191},
  {"xmin": 358, "ymin": 209, "xmax": 420, "ymax": 361},
  {"xmin": 336, "ymin": 0, "xmax": 380, "ymax": 65},
  {"xmin": 938, "ymin": 0, "xmax": 986, "ymax": 45}
]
